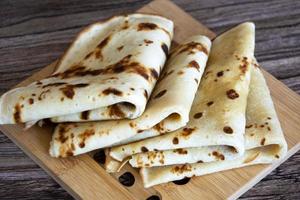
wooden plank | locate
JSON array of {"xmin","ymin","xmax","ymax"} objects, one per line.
[{"xmin": 0, "ymin": 0, "xmax": 299, "ymax": 199}]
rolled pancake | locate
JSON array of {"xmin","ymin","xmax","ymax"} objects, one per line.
[
  {"xmin": 49, "ymin": 35, "xmax": 211, "ymax": 157},
  {"xmin": 109, "ymin": 22, "xmax": 255, "ymax": 164},
  {"xmin": 140, "ymin": 61, "xmax": 287, "ymax": 187},
  {"xmin": 0, "ymin": 14, "xmax": 173, "ymax": 124}
]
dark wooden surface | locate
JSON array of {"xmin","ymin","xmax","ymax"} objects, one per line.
[{"xmin": 0, "ymin": 0, "xmax": 299, "ymax": 199}]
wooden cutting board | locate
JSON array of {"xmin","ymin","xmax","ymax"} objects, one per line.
[{"xmin": 0, "ymin": 0, "xmax": 299, "ymax": 199}]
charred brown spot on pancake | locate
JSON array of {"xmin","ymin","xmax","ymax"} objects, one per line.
[
  {"xmin": 129, "ymin": 122, "xmax": 136, "ymax": 128},
  {"xmin": 42, "ymin": 82, "xmax": 66, "ymax": 88},
  {"xmin": 275, "ymin": 155, "xmax": 280, "ymax": 159},
  {"xmin": 147, "ymin": 151, "xmax": 158, "ymax": 160},
  {"xmin": 166, "ymin": 69, "xmax": 174, "ymax": 76},
  {"xmin": 58, "ymin": 125, "xmax": 68, "ymax": 134},
  {"xmin": 212, "ymin": 151, "xmax": 225, "ymax": 160},
  {"xmin": 260, "ymin": 138, "xmax": 266, "ymax": 145},
  {"xmin": 52, "ymin": 55, "xmax": 154, "ymax": 81},
  {"xmin": 13, "ymin": 104, "xmax": 22, "ymax": 123},
  {"xmin": 171, "ymin": 164, "xmax": 192, "ymax": 174},
  {"xmin": 106, "ymin": 77, "xmax": 119, "ymax": 81},
  {"xmin": 59, "ymin": 134, "xmax": 68, "ymax": 144},
  {"xmin": 260, "ymin": 125, "xmax": 265, "ymax": 128},
  {"xmin": 197, "ymin": 160, "xmax": 203, "ymax": 163},
  {"xmin": 59, "ymin": 83, "xmax": 89, "ymax": 99},
  {"xmin": 239, "ymin": 57, "xmax": 249, "ymax": 74},
  {"xmin": 38, "ymin": 89, "xmax": 50, "ymax": 100},
  {"xmin": 173, "ymin": 137, "xmax": 179, "ymax": 144},
  {"xmin": 36, "ymin": 81, "xmax": 42, "ymax": 85},
  {"xmin": 159, "ymin": 158, "xmax": 164, "ymax": 164},
  {"xmin": 228, "ymin": 146, "xmax": 238, "ymax": 153},
  {"xmin": 66, "ymin": 150, "xmax": 74, "ymax": 157},
  {"xmin": 108, "ymin": 104, "xmax": 125, "ymax": 118},
  {"xmin": 143, "ymin": 89, "xmax": 149, "ymax": 99},
  {"xmin": 217, "ymin": 71, "xmax": 224, "ymax": 77},
  {"xmin": 150, "ymin": 68, "xmax": 159, "ymax": 80},
  {"xmin": 177, "ymin": 71, "xmax": 184, "ymax": 75},
  {"xmin": 246, "ymin": 124, "xmax": 253, "ymax": 129},
  {"xmin": 193, "ymin": 112, "xmax": 203, "ymax": 119},
  {"xmin": 28, "ymin": 98, "xmax": 34, "ymax": 105},
  {"xmin": 267, "ymin": 126, "xmax": 271, "ymax": 131},
  {"xmin": 267, "ymin": 117, "xmax": 272, "ymax": 120},
  {"xmin": 179, "ymin": 42, "xmax": 208, "ymax": 55},
  {"xmin": 154, "ymin": 90, "xmax": 167, "ymax": 99},
  {"xmin": 117, "ymin": 45, "xmax": 124, "ymax": 51},
  {"xmin": 223, "ymin": 126, "xmax": 233, "ymax": 134},
  {"xmin": 60, "ymin": 86, "xmax": 75, "ymax": 99},
  {"xmin": 181, "ymin": 128, "xmax": 195, "ymax": 137},
  {"xmin": 194, "ymin": 78, "xmax": 199, "ymax": 84},
  {"xmin": 188, "ymin": 60, "xmax": 200, "ymax": 71},
  {"xmin": 226, "ymin": 89, "xmax": 239, "ymax": 99},
  {"xmin": 60, "ymin": 97, "xmax": 64, "ymax": 102},
  {"xmin": 144, "ymin": 39, "xmax": 153, "ymax": 45},
  {"xmin": 79, "ymin": 142, "xmax": 85, "ymax": 148},
  {"xmin": 130, "ymin": 87, "xmax": 135, "ymax": 91},
  {"xmin": 73, "ymin": 83, "xmax": 89, "ymax": 88},
  {"xmin": 153, "ymin": 122, "xmax": 165, "ymax": 133},
  {"xmin": 121, "ymin": 20, "xmax": 129, "ymax": 29},
  {"xmin": 207, "ymin": 101, "xmax": 214, "ymax": 106},
  {"xmin": 95, "ymin": 35, "xmax": 111, "ymax": 60},
  {"xmin": 94, "ymin": 50, "xmax": 101, "ymax": 59},
  {"xmin": 31, "ymin": 93, "xmax": 36, "ymax": 96},
  {"xmin": 161, "ymin": 43, "xmax": 169, "ymax": 58},
  {"xmin": 173, "ymin": 148, "xmax": 188, "ymax": 154},
  {"xmin": 81, "ymin": 111, "xmax": 90, "ymax": 120},
  {"xmin": 130, "ymin": 63, "xmax": 150, "ymax": 80},
  {"xmin": 102, "ymin": 88, "xmax": 123, "ymax": 96},
  {"xmin": 84, "ymin": 52, "xmax": 93, "ymax": 60},
  {"xmin": 204, "ymin": 70, "xmax": 212, "ymax": 79},
  {"xmin": 52, "ymin": 65, "xmax": 86, "ymax": 79},
  {"xmin": 79, "ymin": 129, "xmax": 95, "ymax": 148},
  {"xmin": 137, "ymin": 22, "xmax": 158, "ymax": 31},
  {"xmin": 137, "ymin": 129, "xmax": 143, "ymax": 133},
  {"xmin": 141, "ymin": 146, "xmax": 149, "ymax": 153},
  {"xmin": 57, "ymin": 125, "xmax": 70, "ymax": 144}
]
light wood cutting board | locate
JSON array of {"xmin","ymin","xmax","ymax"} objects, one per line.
[{"xmin": 0, "ymin": 0, "xmax": 299, "ymax": 199}]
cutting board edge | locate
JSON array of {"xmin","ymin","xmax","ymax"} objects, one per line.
[{"xmin": 229, "ymin": 143, "xmax": 300, "ymax": 200}]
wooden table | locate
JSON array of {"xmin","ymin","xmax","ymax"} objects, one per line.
[{"xmin": 0, "ymin": 0, "xmax": 299, "ymax": 199}]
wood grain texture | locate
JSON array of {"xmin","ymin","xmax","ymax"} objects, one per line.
[{"xmin": 0, "ymin": 0, "xmax": 299, "ymax": 199}]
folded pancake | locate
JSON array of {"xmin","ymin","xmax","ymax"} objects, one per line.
[
  {"xmin": 109, "ymin": 22, "xmax": 255, "ymax": 164},
  {"xmin": 140, "ymin": 61, "xmax": 287, "ymax": 187},
  {"xmin": 0, "ymin": 14, "xmax": 173, "ymax": 124},
  {"xmin": 49, "ymin": 35, "xmax": 211, "ymax": 157}
]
